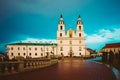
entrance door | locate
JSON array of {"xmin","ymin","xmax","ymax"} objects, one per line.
[
  {"xmin": 69, "ymin": 49, "xmax": 73, "ymax": 58},
  {"xmin": 70, "ymin": 53, "xmax": 73, "ymax": 57},
  {"xmin": 69, "ymin": 50, "xmax": 73, "ymax": 57}
]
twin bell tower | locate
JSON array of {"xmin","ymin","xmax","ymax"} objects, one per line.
[{"xmin": 57, "ymin": 14, "xmax": 86, "ymax": 57}]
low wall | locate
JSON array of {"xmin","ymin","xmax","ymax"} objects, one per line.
[
  {"xmin": 24, "ymin": 59, "xmax": 58, "ymax": 70},
  {"xmin": 0, "ymin": 59, "xmax": 58, "ymax": 76}
]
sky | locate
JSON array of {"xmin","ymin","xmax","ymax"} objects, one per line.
[{"xmin": 0, "ymin": 0, "xmax": 120, "ymax": 53}]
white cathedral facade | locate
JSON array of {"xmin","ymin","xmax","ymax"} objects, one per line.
[
  {"xmin": 7, "ymin": 15, "xmax": 90, "ymax": 59},
  {"xmin": 57, "ymin": 15, "xmax": 86, "ymax": 57}
]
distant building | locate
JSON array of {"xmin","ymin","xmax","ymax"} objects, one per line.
[
  {"xmin": 101, "ymin": 43, "xmax": 120, "ymax": 54},
  {"xmin": 7, "ymin": 15, "xmax": 90, "ymax": 59},
  {"xmin": 7, "ymin": 43, "xmax": 57, "ymax": 59}
]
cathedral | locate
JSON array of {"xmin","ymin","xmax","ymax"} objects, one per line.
[
  {"xmin": 7, "ymin": 15, "xmax": 90, "ymax": 59},
  {"xmin": 57, "ymin": 15, "xmax": 86, "ymax": 57}
]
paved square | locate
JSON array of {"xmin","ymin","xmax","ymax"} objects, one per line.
[{"xmin": 0, "ymin": 60, "xmax": 116, "ymax": 80}]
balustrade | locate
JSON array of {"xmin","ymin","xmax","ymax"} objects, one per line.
[
  {"xmin": 4, "ymin": 64, "xmax": 9, "ymax": 74},
  {"xmin": 0, "ymin": 62, "xmax": 21, "ymax": 75},
  {"xmin": 0, "ymin": 58, "xmax": 58, "ymax": 76},
  {"xmin": 11, "ymin": 64, "xmax": 15, "ymax": 73}
]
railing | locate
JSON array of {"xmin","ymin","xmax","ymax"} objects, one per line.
[
  {"xmin": 102, "ymin": 52, "xmax": 120, "ymax": 63},
  {"xmin": 0, "ymin": 61, "xmax": 24, "ymax": 75},
  {"xmin": 0, "ymin": 59, "xmax": 58, "ymax": 76},
  {"xmin": 24, "ymin": 59, "xmax": 58, "ymax": 70}
]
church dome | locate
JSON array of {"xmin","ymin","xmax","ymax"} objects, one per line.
[{"xmin": 69, "ymin": 28, "xmax": 73, "ymax": 37}]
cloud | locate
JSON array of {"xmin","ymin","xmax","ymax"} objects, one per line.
[
  {"xmin": 21, "ymin": 38, "xmax": 56, "ymax": 43},
  {"xmin": 85, "ymin": 27, "xmax": 120, "ymax": 50},
  {"xmin": 86, "ymin": 28, "xmax": 120, "ymax": 43},
  {"xmin": 0, "ymin": 38, "xmax": 56, "ymax": 53}
]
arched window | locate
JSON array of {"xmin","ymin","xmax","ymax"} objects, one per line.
[
  {"xmin": 35, "ymin": 53, "xmax": 37, "ymax": 56},
  {"xmin": 41, "ymin": 53, "xmax": 43, "ymax": 56},
  {"xmin": 18, "ymin": 47, "xmax": 20, "ymax": 50},
  {"xmin": 29, "ymin": 48, "xmax": 31, "ymax": 50},
  {"xmin": 79, "ymin": 26, "xmax": 81, "ymax": 30},
  {"xmin": 29, "ymin": 53, "xmax": 31, "ymax": 56},
  {"xmin": 23, "ymin": 47, "xmax": 25, "ymax": 50},
  {"xmin": 11, "ymin": 53, "xmax": 13, "ymax": 56},
  {"xmin": 23, "ymin": 53, "xmax": 26, "ymax": 56},
  {"xmin": 60, "ymin": 33, "xmax": 62, "ymax": 37},
  {"xmin": 11, "ymin": 47, "xmax": 13, "ymax": 50},
  {"xmin": 79, "ymin": 53, "xmax": 81, "ymax": 55},
  {"xmin": 79, "ymin": 33, "xmax": 81, "ymax": 37},
  {"xmin": 60, "ymin": 26, "xmax": 63, "ymax": 30},
  {"xmin": 18, "ymin": 53, "xmax": 20, "ymax": 56},
  {"xmin": 35, "ymin": 48, "xmax": 37, "ymax": 50}
]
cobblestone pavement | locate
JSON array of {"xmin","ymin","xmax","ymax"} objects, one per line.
[{"xmin": 0, "ymin": 59, "xmax": 117, "ymax": 80}]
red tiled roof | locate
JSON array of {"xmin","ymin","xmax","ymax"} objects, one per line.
[{"xmin": 104, "ymin": 43, "xmax": 120, "ymax": 48}]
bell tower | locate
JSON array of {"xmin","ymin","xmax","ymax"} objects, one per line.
[
  {"xmin": 57, "ymin": 14, "xmax": 87, "ymax": 57},
  {"xmin": 76, "ymin": 14, "xmax": 83, "ymax": 31},
  {"xmin": 76, "ymin": 15, "xmax": 84, "ymax": 38},
  {"xmin": 57, "ymin": 14, "xmax": 66, "ymax": 38}
]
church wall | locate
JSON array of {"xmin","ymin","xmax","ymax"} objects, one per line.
[{"xmin": 57, "ymin": 15, "xmax": 88, "ymax": 57}]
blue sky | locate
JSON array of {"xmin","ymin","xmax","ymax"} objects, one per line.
[{"xmin": 0, "ymin": 0, "xmax": 120, "ymax": 52}]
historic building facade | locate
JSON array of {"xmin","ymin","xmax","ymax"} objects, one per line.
[
  {"xmin": 57, "ymin": 15, "xmax": 86, "ymax": 57},
  {"xmin": 101, "ymin": 43, "xmax": 120, "ymax": 54},
  {"xmin": 7, "ymin": 15, "xmax": 90, "ymax": 59},
  {"xmin": 7, "ymin": 43, "xmax": 57, "ymax": 59}
]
